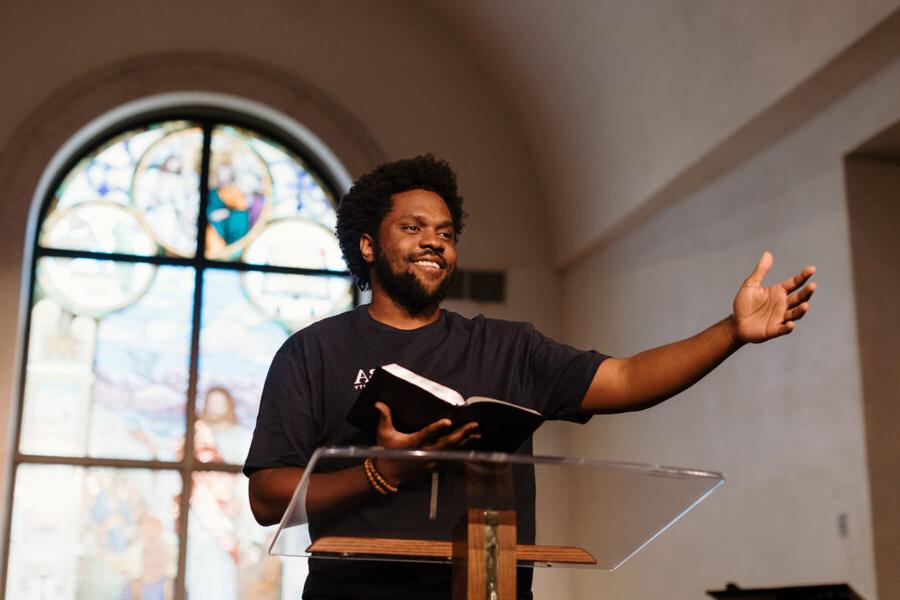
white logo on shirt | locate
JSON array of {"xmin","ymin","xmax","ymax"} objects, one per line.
[{"xmin": 353, "ymin": 368, "xmax": 377, "ymax": 390}]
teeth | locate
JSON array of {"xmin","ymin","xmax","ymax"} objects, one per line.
[{"xmin": 415, "ymin": 260, "xmax": 441, "ymax": 269}]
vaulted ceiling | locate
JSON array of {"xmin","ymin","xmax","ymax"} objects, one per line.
[{"xmin": 426, "ymin": 0, "xmax": 900, "ymax": 265}]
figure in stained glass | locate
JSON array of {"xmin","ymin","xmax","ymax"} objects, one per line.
[
  {"xmin": 132, "ymin": 127, "xmax": 203, "ymax": 257},
  {"xmin": 206, "ymin": 158, "xmax": 266, "ymax": 251},
  {"xmin": 195, "ymin": 386, "xmax": 250, "ymax": 465},
  {"xmin": 205, "ymin": 129, "xmax": 272, "ymax": 259}
]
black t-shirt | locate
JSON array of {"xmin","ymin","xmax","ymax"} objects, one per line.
[{"xmin": 245, "ymin": 306, "xmax": 606, "ymax": 599}]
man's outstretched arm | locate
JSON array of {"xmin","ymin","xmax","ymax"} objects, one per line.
[{"xmin": 580, "ymin": 252, "xmax": 816, "ymax": 414}]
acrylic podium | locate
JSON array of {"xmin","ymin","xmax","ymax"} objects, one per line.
[{"xmin": 270, "ymin": 447, "xmax": 724, "ymax": 599}]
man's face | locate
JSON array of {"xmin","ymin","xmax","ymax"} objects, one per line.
[{"xmin": 363, "ymin": 189, "xmax": 457, "ymax": 313}]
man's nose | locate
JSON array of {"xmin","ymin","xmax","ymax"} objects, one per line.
[{"xmin": 419, "ymin": 231, "xmax": 445, "ymax": 251}]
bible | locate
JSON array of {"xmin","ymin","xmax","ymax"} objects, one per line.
[{"xmin": 346, "ymin": 363, "xmax": 543, "ymax": 453}]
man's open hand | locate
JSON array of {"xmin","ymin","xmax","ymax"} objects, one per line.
[
  {"xmin": 734, "ymin": 251, "xmax": 816, "ymax": 343},
  {"xmin": 374, "ymin": 402, "xmax": 479, "ymax": 450},
  {"xmin": 373, "ymin": 402, "xmax": 479, "ymax": 484}
]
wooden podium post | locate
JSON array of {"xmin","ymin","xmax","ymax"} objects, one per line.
[{"xmin": 452, "ymin": 509, "xmax": 517, "ymax": 600}]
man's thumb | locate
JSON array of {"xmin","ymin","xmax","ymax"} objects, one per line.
[{"xmin": 745, "ymin": 251, "xmax": 773, "ymax": 286}]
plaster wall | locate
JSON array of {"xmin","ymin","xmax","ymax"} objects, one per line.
[
  {"xmin": 845, "ymin": 158, "xmax": 900, "ymax": 598},
  {"xmin": 560, "ymin": 50, "xmax": 900, "ymax": 600},
  {"xmin": 430, "ymin": 0, "xmax": 900, "ymax": 264}
]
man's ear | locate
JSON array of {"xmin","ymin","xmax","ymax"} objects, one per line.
[{"xmin": 360, "ymin": 233, "xmax": 375, "ymax": 265}]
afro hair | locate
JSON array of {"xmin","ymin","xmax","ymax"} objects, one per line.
[{"xmin": 336, "ymin": 154, "xmax": 466, "ymax": 290}]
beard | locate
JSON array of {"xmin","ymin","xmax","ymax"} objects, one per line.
[{"xmin": 373, "ymin": 243, "xmax": 455, "ymax": 315}]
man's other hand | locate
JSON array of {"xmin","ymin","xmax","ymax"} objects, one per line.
[{"xmin": 733, "ymin": 251, "xmax": 816, "ymax": 343}]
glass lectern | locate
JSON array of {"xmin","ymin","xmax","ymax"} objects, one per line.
[{"xmin": 270, "ymin": 447, "xmax": 724, "ymax": 599}]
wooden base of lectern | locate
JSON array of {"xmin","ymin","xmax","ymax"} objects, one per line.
[
  {"xmin": 306, "ymin": 536, "xmax": 596, "ymax": 564},
  {"xmin": 452, "ymin": 509, "xmax": 517, "ymax": 600},
  {"xmin": 305, "ymin": 508, "xmax": 595, "ymax": 600}
]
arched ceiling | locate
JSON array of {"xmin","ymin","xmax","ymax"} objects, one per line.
[{"xmin": 426, "ymin": 0, "xmax": 900, "ymax": 266}]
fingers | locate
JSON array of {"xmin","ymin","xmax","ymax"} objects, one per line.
[
  {"xmin": 787, "ymin": 281, "xmax": 816, "ymax": 308},
  {"xmin": 774, "ymin": 298, "xmax": 811, "ymax": 340},
  {"xmin": 406, "ymin": 417, "xmax": 454, "ymax": 448},
  {"xmin": 376, "ymin": 403, "xmax": 452, "ymax": 446},
  {"xmin": 376, "ymin": 408, "xmax": 479, "ymax": 450},
  {"xmin": 783, "ymin": 302, "xmax": 810, "ymax": 322},
  {"xmin": 743, "ymin": 251, "xmax": 773, "ymax": 286},
  {"xmin": 425, "ymin": 422, "xmax": 480, "ymax": 450},
  {"xmin": 421, "ymin": 418, "xmax": 455, "ymax": 438},
  {"xmin": 781, "ymin": 265, "xmax": 816, "ymax": 293},
  {"xmin": 772, "ymin": 321, "xmax": 795, "ymax": 338}
]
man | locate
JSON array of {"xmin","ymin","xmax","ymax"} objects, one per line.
[{"xmin": 244, "ymin": 154, "xmax": 816, "ymax": 599}]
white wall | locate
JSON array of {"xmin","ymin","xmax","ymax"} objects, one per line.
[
  {"xmin": 845, "ymin": 157, "xmax": 900, "ymax": 597},
  {"xmin": 562, "ymin": 47, "xmax": 900, "ymax": 600},
  {"xmin": 431, "ymin": 0, "xmax": 900, "ymax": 264}
]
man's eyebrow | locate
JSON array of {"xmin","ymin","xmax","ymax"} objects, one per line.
[{"xmin": 400, "ymin": 214, "xmax": 454, "ymax": 229}]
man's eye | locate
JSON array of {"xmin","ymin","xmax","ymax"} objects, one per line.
[
  {"xmin": 438, "ymin": 232, "xmax": 454, "ymax": 240},
  {"xmin": 402, "ymin": 225, "xmax": 419, "ymax": 232}
]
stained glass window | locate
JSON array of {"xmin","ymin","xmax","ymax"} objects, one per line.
[{"xmin": 6, "ymin": 115, "xmax": 352, "ymax": 599}]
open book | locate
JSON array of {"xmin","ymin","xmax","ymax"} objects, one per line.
[{"xmin": 346, "ymin": 364, "xmax": 543, "ymax": 453}]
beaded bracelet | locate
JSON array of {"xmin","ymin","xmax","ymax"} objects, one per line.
[
  {"xmin": 364, "ymin": 457, "xmax": 399, "ymax": 495},
  {"xmin": 363, "ymin": 459, "xmax": 388, "ymax": 495}
]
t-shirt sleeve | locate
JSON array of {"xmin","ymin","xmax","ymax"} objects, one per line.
[
  {"xmin": 519, "ymin": 324, "xmax": 607, "ymax": 423},
  {"xmin": 242, "ymin": 342, "xmax": 320, "ymax": 477}
]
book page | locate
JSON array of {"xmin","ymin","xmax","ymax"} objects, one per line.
[
  {"xmin": 464, "ymin": 397, "xmax": 542, "ymax": 416},
  {"xmin": 382, "ymin": 363, "xmax": 465, "ymax": 406}
]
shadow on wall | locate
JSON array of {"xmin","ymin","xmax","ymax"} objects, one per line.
[{"xmin": 844, "ymin": 124, "xmax": 900, "ymax": 600}]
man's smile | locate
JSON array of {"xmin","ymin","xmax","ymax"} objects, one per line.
[
  {"xmin": 414, "ymin": 260, "xmax": 442, "ymax": 270},
  {"xmin": 410, "ymin": 253, "xmax": 446, "ymax": 272}
]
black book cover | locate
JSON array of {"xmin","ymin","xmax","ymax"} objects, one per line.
[{"xmin": 346, "ymin": 364, "xmax": 543, "ymax": 453}]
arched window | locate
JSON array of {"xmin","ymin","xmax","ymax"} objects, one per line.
[{"xmin": 4, "ymin": 111, "xmax": 354, "ymax": 599}]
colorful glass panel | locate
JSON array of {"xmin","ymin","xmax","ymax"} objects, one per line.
[
  {"xmin": 131, "ymin": 125, "xmax": 203, "ymax": 257},
  {"xmin": 40, "ymin": 120, "xmax": 199, "ymax": 257},
  {"xmin": 206, "ymin": 125, "xmax": 341, "ymax": 268},
  {"xmin": 20, "ymin": 260, "xmax": 193, "ymax": 460},
  {"xmin": 186, "ymin": 471, "xmax": 304, "ymax": 599},
  {"xmin": 5, "ymin": 464, "xmax": 181, "ymax": 600},
  {"xmin": 14, "ymin": 114, "xmax": 348, "ymax": 599},
  {"xmin": 205, "ymin": 127, "xmax": 273, "ymax": 260},
  {"xmin": 243, "ymin": 216, "xmax": 345, "ymax": 271},
  {"xmin": 194, "ymin": 269, "xmax": 285, "ymax": 464},
  {"xmin": 40, "ymin": 201, "xmax": 158, "ymax": 256},
  {"xmin": 241, "ymin": 270, "xmax": 353, "ymax": 333},
  {"xmin": 35, "ymin": 255, "xmax": 156, "ymax": 318}
]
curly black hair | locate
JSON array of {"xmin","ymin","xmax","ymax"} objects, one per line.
[{"xmin": 336, "ymin": 154, "xmax": 466, "ymax": 290}]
